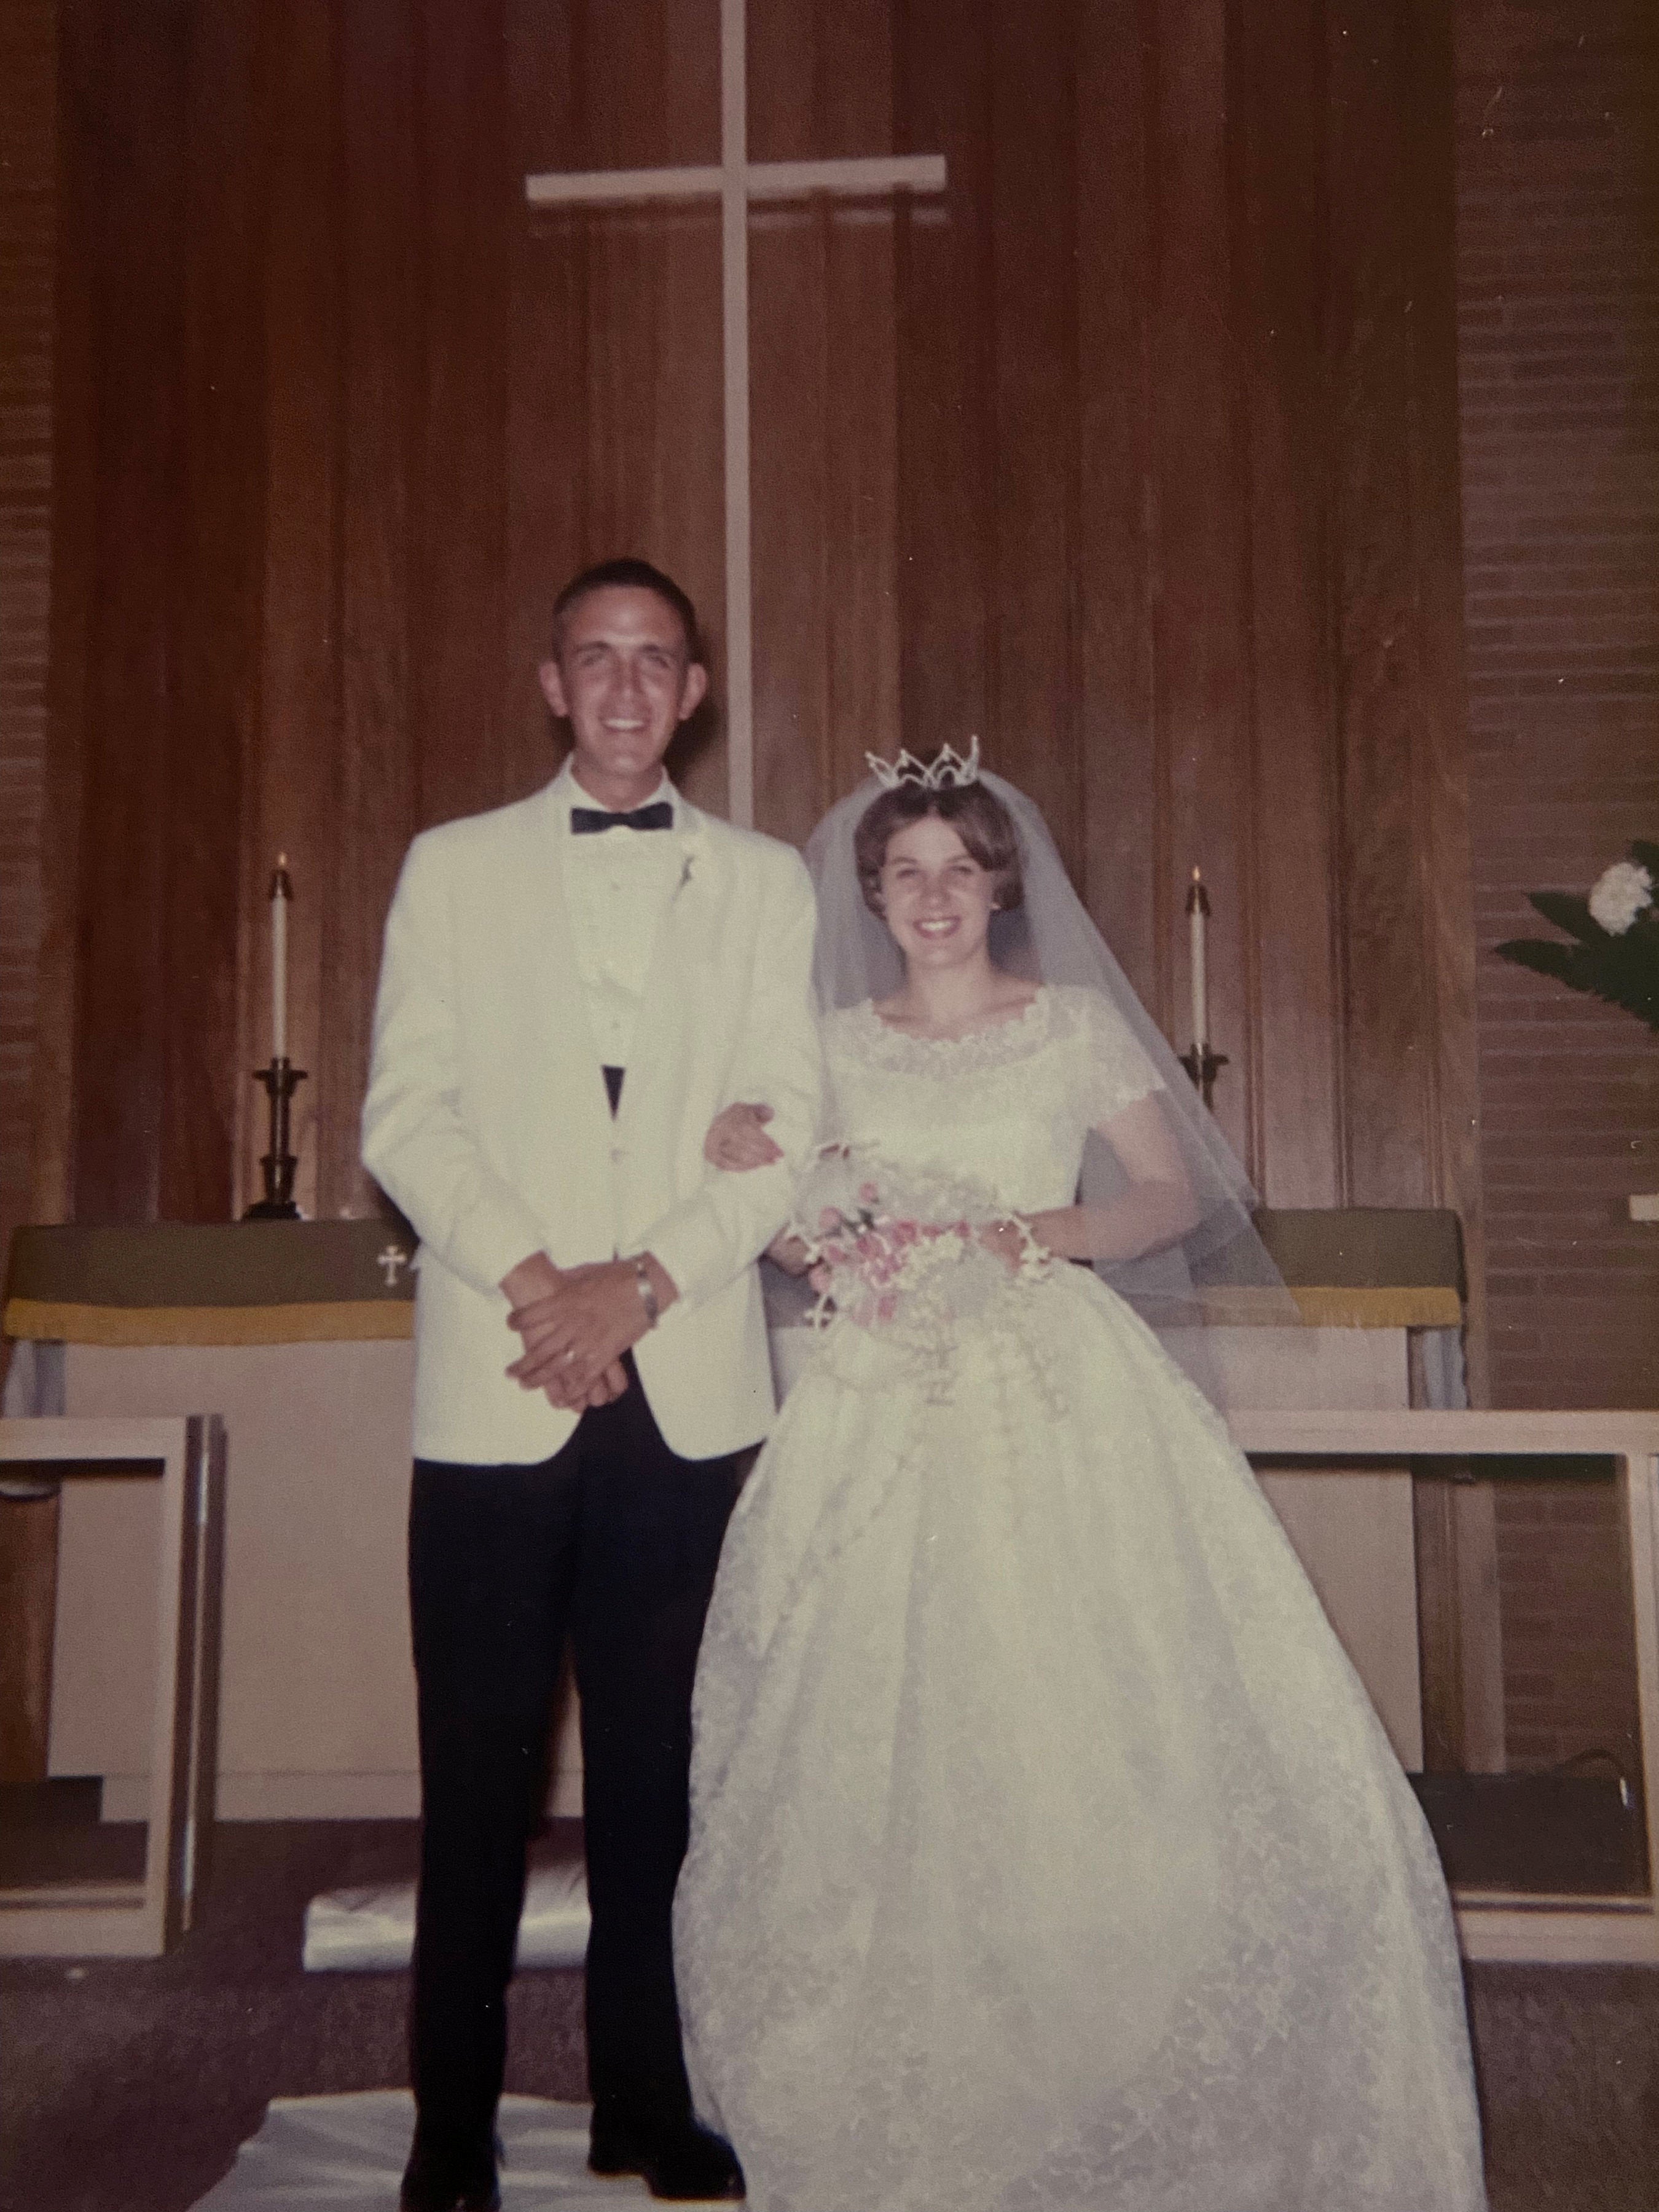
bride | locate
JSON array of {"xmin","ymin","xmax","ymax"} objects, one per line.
[{"xmin": 672, "ymin": 750, "xmax": 1486, "ymax": 2212}]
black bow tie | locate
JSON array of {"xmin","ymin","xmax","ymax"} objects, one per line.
[{"xmin": 570, "ymin": 801, "xmax": 674, "ymax": 835}]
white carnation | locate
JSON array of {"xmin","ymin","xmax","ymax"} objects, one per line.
[{"xmin": 1588, "ymin": 860, "xmax": 1654, "ymax": 936}]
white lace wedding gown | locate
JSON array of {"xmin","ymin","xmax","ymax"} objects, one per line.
[{"xmin": 673, "ymin": 986, "xmax": 1486, "ymax": 2212}]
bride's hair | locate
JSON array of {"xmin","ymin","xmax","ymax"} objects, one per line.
[{"xmin": 853, "ymin": 782, "xmax": 1026, "ymax": 916}]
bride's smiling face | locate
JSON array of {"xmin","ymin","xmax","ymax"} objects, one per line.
[{"xmin": 877, "ymin": 815, "xmax": 998, "ymax": 971}]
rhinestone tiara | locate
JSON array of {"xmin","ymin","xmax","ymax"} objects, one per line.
[{"xmin": 865, "ymin": 735, "xmax": 981, "ymax": 791}]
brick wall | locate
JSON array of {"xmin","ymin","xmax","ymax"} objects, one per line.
[
  {"xmin": 1456, "ymin": 0, "xmax": 1659, "ymax": 1773},
  {"xmin": 0, "ymin": 1, "xmax": 55, "ymax": 1285}
]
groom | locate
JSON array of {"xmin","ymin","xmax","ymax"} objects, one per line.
[{"xmin": 363, "ymin": 559, "xmax": 821, "ymax": 2208}]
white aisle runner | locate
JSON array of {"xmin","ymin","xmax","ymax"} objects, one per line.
[{"xmin": 191, "ymin": 2092, "xmax": 703, "ymax": 2210}]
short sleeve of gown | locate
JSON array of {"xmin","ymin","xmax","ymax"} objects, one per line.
[{"xmin": 1066, "ymin": 986, "xmax": 1166, "ymax": 1126}]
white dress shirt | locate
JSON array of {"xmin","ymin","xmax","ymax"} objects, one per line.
[{"xmin": 554, "ymin": 761, "xmax": 689, "ymax": 1071}]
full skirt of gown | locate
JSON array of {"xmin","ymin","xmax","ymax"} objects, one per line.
[{"xmin": 672, "ymin": 1259, "xmax": 1487, "ymax": 2212}]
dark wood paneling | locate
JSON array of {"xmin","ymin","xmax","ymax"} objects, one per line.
[
  {"xmin": 751, "ymin": 205, "xmax": 833, "ymax": 844},
  {"xmin": 750, "ymin": 0, "xmax": 900, "ymax": 844},
  {"xmin": 161, "ymin": 0, "xmax": 264, "ymax": 1224},
  {"xmin": 1149, "ymin": 0, "xmax": 1253, "ymax": 1171},
  {"xmin": 750, "ymin": 0, "xmax": 893, "ymax": 163},
  {"xmin": 1234, "ymin": 0, "xmax": 1343, "ymax": 1206},
  {"xmin": 1327, "ymin": 0, "xmax": 1439, "ymax": 1209},
  {"xmin": 249, "ymin": 0, "xmax": 340, "ymax": 1218},
  {"xmin": 0, "ymin": 1496, "xmax": 57, "ymax": 1783},
  {"xmin": 1075, "ymin": 0, "xmax": 1161, "ymax": 1017},
  {"xmin": 578, "ymin": 206, "xmax": 728, "ymax": 814},
  {"xmin": 988, "ymin": 0, "xmax": 1080, "ymax": 882},
  {"xmin": 30, "ymin": 0, "xmax": 96, "ymax": 1229},
  {"xmin": 893, "ymin": 0, "xmax": 994, "ymax": 763},
  {"xmin": 1404, "ymin": 0, "xmax": 1488, "ymax": 1390},
  {"xmin": 323, "ymin": 0, "xmax": 422, "ymax": 1223},
  {"xmin": 415, "ymin": 0, "xmax": 510, "ymax": 838},
  {"xmin": 67, "ymin": 0, "xmax": 187, "ymax": 1222},
  {"xmin": 820, "ymin": 208, "xmax": 901, "ymax": 808},
  {"xmin": 31, "ymin": 0, "xmax": 1484, "ymax": 1288}
]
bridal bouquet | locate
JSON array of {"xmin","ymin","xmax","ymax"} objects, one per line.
[{"xmin": 791, "ymin": 1145, "xmax": 1048, "ymax": 1338}]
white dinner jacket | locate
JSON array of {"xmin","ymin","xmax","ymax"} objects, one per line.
[{"xmin": 362, "ymin": 775, "xmax": 823, "ymax": 1465}]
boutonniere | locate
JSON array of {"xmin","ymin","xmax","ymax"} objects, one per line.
[{"xmin": 673, "ymin": 818, "xmax": 708, "ymax": 901}]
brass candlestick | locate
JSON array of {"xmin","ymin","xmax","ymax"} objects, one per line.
[{"xmin": 245, "ymin": 1058, "xmax": 307, "ymax": 1218}]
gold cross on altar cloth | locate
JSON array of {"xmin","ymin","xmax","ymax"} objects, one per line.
[{"xmin": 525, "ymin": 0, "xmax": 947, "ymax": 828}]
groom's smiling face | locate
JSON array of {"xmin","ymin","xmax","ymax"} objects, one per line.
[{"xmin": 539, "ymin": 584, "xmax": 708, "ymax": 811}]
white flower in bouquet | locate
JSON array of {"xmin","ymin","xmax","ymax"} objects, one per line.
[{"xmin": 1588, "ymin": 859, "xmax": 1654, "ymax": 936}]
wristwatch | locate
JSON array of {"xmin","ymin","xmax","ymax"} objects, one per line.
[{"xmin": 630, "ymin": 1253, "xmax": 660, "ymax": 1329}]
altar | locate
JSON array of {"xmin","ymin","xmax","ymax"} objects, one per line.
[
  {"xmin": 3, "ymin": 1209, "xmax": 1472, "ymax": 1818},
  {"xmin": 2, "ymin": 1222, "xmax": 580, "ymax": 1822}
]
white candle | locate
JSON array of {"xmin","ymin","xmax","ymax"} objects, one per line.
[
  {"xmin": 1186, "ymin": 866, "xmax": 1209, "ymax": 1052},
  {"xmin": 270, "ymin": 854, "xmax": 291, "ymax": 1064}
]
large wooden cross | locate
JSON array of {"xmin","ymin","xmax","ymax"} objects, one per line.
[{"xmin": 525, "ymin": 0, "xmax": 946, "ymax": 826}]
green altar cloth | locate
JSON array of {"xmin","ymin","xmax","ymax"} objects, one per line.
[
  {"xmin": 3, "ymin": 1222, "xmax": 416, "ymax": 1346},
  {"xmin": 2, "ymin": 1209, "xmax": 1464, "ymax": 1347}
]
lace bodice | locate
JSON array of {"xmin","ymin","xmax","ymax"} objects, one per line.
[{"xmin": 820, "ymin": 983, "xmax": 1163, "ymax": 1217}]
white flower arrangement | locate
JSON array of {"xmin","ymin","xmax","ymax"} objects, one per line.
[
  {"xmin": 1497, "ymin": 838, "xmax": 1659, "ymax": 1033},
  {"xmin": 1588, "ymin": 860, "xmax": 1653, "ymax": 936}
]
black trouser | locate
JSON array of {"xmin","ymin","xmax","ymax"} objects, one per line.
[{"xmin": 406, "ymin": 1360, "xmax": 742, "ymax": 2162}]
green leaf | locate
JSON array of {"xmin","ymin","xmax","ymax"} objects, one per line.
[
  {"xmin": 1526, "ymin": 890, "xmax": 1607, "ymax": 944},
  {"xmin": 1494, "ymin": 936, "xmax": 1659, "ymax": 1031},
  {"xmin": 1495, "ymin": 938, "xmax": 1582, "ymax": 983}
]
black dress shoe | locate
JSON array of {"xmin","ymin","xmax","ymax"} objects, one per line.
[
  {"xmin": 399, "ymin": 2137, "xmax": 501, "ymax": 2212},
  {"xmin": 589, "ymin": 2114, "xmax": 745, "ymax": 2201}
]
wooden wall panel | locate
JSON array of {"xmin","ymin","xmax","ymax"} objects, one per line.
[
  {"xmin": 163, "ymin": 0, "xmax": 264, "ymax": 1225},
  {"xmin": 65, "ymin": 0, "xmax": 187, "ymax": 1223},
  {"xmin": 414, "ymin": 0, "xmax": 510, "ymax": 837},
  {"xmin": 1327, "ymin": 0, "xmax": 1441, "ymax": 1209},
  {"xmin": 246, "ymin": 0, "xmax": 340, "ymax": 1221},
  {"xmin": 29, "ymin": 0, "xmax": 1484, "ymax": 1330},
  {"xmin": 1232, "ymin": 0, "xmax": 1343, "ymax": 1207},
  {"xmin": 893, "ymin": 0, "xmax": 994, "ymax": 772},
  {"xmin": 1075, "ymin": 0, "xmax": 1161, "ymax": 1019},
  {"xmin": 1148, "ymin": 0, "xmax": 1255, "ymax": 1174},
  {"xmin": 818, "ymin": 214, "xmax": 901, "ymax": 805},
  {"xmin": 577, "ymin": 209, "xmax": 728, "ymax": 814},
  {"xmin": 30, "ymin": 0, "xmax": 94, "ymax": 1231},
  {"xmin": 504, "ymin": 1, "xmax": 582, "ymax": 802},
  {"xmin": 324, "ymin": 0, "xmax": 421, "ymax": 1224},
  {"xmin": 1404, "ymin": 0, "xmax": 1488, "ymax": 1379},
  {"xmin": 749, "ymin": 0, "xmax": 900, "ymax": 844},
  {"xmin": 987, "ymin": 0, "xmax": 1081, "ymax": 884}
]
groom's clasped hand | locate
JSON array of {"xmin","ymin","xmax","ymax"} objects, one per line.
[{"xmin": 501, "ymin": 1249, "xmax": 648, "ymax": 1410}]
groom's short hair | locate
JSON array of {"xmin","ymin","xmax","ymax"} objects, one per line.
[
  {"xmin": 854, "ymin": 779, "xmax": 1026, "ymax": 916},
  {"xmin": 551, "ymin": 558, "xmax": 704, "ymax": 665}
]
